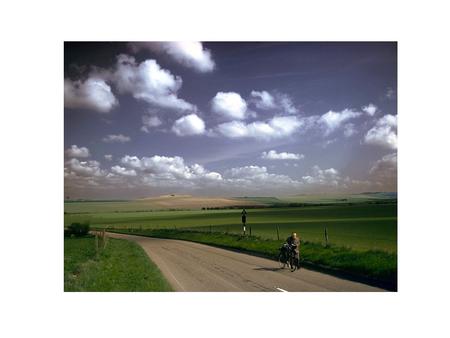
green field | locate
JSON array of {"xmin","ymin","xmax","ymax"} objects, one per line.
[
  {"xmin": 65, "ymin": 202, "xmax": 397, "ymax": 252},
  {"xmin": 64, "ymin": 236, "xmax": 172, "ymax": 291}
]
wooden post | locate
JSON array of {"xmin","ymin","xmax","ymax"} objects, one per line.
[
  {"xmin": 276, "ymin": 225, "xmax": 280, "ymax": 241},
  {"xmin": 324, "ymin": 227, "xmax": 329, "ymax": 247},
  {"xmin": 103, "ymin": 230, "xmax": 108, "ymax": 249},
  {"xmin": 249, "ymin": 224, "xmax": 252, "ymax": 237}
]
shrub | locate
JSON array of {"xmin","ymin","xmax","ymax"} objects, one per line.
[{"xmin": 67, "ymin": 222, "xmax": 90, "ymax": 237}]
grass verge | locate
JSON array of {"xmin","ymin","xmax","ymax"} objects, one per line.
[
  {"xmin": 108, "ymin": 228, "xmax": 397, "ymax": 291},
  {"xmin": 64, "ymin": 235, "xmax": 172, "ymax": 291}
]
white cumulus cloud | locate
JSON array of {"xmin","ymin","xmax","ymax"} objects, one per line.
[
  {"xmin": 104, "ymin": 154, "xmax": 113, "ymax": 161},
  {"xmin": 102, "ymin": 134, "xmax": 131, "ymax": 143},
  {"xmin": 64, "ymin": 77, "xmax": 118, "ymax": 113},
  {"xmin": 250, "ymin": 90, "xmax": 276, "ymax": 110},
  {"xmin": 362, "ymin": 103, "xmax": 378, "ymax": 116},
  {"xmin": 65, "ymin": 158, "xmax": 105, "ymax": 177},
  {"xmin": 141, "ymin": 115, "xmax": 162, "ymax": 133},
  {"xmin": 250, "ymin": 90, "xmax": 298, "ymax": 114},
  {"xmin": 65, "ymin": 145, "xmax": 90, "ymax": 158},
  {"xmin": 108, "ymin": 54, "xmax": 195, "ymax": 112},
  {"xmin": 130, "ymin": 42, "xmax": 215, "ymax": 73},
  {"xmin": 364, "ymin": 114, "xmax": 397, "ymax": 149},
  {"xmin": 211, "ymin": 92, "xmax": 248, "ymax": 120},
  {"xmin": 278, "ymin": 93, "xmax": 298, "ymax": 114},
  {"xmin": 261, "ymin": 150, "xmax": 304, "ymax": 160},
  {"xmin": 319, "ymin": 109, "xmax": 362, "ymax": 135},
  {"xmin": 215, "ymin": 115, "xmax": 303, "ymax": 140},
  {"xmin": 172, "ymin": 114, "xmax": 206, "ymax": 136}
]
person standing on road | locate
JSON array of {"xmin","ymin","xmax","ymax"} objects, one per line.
[
  {"xmin": 286, "ymin": 232, "xmax": 300, "ymax": 268},
  {"xmin": 241, "ymin": 208, "xmax": 247, "ymax": 235}
]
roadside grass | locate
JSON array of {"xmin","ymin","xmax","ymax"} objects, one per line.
[
  {"xmin": 190, "ymin": 219, "xmax": 397, "ymax": 252},
  {"xmin": 64, "ymin": 235, "xmax": 172, "ymax": 291},
  {"xmin": 107, "ymin": 228, "xmax": 397, "ymax": 290}
]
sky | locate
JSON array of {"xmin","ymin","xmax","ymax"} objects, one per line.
[{"xmin": 64, "ymin": 42, "xmax": 397, "ymax": 199}]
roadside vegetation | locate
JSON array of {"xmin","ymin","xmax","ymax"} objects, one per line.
[
  {"xmin": 64, "ymin": 234, "xmax": 172, "ymax": 292},
  {"xmin": 107, "ymin": 228, "xmax": 397, "ymax": 290}
]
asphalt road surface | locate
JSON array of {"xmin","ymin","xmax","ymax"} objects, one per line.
[{"xmin": 108, "ymin": 232, "xmax": 384, "ymax": 292}]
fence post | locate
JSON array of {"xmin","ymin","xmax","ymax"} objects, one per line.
[
  {"xmin": 276, "ymin": 225, "xmax": 280, "ymax": 241},
  {"xmin": 324, "ymin": 227, "xmax": 329, "ymax": 247},
  {"xmin": 249, "ymin": 224, "xmax": 252, "ymax": 237},
  {"xmin": 102, "ymin": 229, "xmax": 106, "ymax": 249}
]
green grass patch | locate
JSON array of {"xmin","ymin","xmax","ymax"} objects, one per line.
[
  {"xmin": 65, "ymin": 203, "xmax": 397, "ymax": 252},
  {"xmin": 64, "ymin": 236, "xmax": 172, "ymax": 291},
  {"xmin": 108, "ymin": 228, "xmax": 397, "ymax": 290}
]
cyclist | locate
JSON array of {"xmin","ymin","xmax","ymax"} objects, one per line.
[{"xmin": 286, "ymin": 232, "xmax": 300, "ymax": 268}]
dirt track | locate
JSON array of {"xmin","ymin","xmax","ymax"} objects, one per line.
[{"xmin": 108, "ymin": 232, "xmax": 384, "ymax": 292}]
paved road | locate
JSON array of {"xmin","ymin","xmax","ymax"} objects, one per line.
[{"xmin": 108, "ymin": 232, "xmax": 384, "ymax": 292}]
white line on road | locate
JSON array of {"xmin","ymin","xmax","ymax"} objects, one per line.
[{"xmin": 276, "ymin": 287, "xmax": 289, "ymax": 292}]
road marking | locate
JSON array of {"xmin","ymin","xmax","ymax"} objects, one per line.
[{"xmin": 276, "ymin": 287, "xmax": 288, "ymax": 292}]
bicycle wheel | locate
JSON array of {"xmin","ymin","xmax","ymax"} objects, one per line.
[
  {"xmin": 289, "ymin": 256, "xmax": 297, "ymax": 272},
  {"xmin": 278, "ymin": 253, "xmax": 286, "ymax": 268}
]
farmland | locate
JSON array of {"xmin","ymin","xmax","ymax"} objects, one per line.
[{"xmin": 64, "ymin": 196, "xmax": 397, "ymax": 252}]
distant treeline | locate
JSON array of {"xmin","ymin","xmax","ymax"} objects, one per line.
[{"xmin": 202, "ymin": 199, "xmax": 397, "ymax": 210}]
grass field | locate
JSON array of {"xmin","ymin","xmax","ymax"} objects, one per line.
[
  {"xmin": 64, "ymin": 194, "xmax": 266, "ymax": 213},
  {"xmin": 64, "ymin": 236, "xmax": 172, "ymax": 291},
  {"xmin": 65, "ymin": 203, "xmax": 397, "ymax": 252}
]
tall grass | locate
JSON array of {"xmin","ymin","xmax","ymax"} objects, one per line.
[{"xmin": 64, "ymin": 235, "xmax": 172, "ymax": 292}]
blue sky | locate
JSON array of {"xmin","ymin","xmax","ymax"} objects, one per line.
[{"xmin": 64, "ymin": 42, "xmax": 397, "ymax": 199}]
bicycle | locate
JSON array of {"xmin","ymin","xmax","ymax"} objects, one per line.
[{"xmin": 278, "ymin": 243, "xmax": 299, "ymax": 272}]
